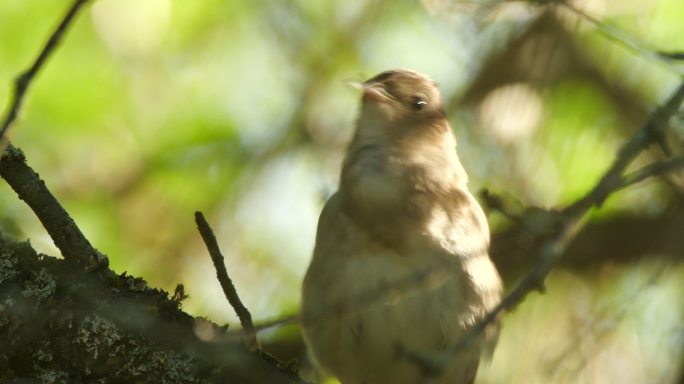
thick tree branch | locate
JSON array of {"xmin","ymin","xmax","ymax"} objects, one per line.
[
  {"xmin": 0, "ymin": 109, "xmax": 301, "ymax": 383},
  {"xmin": 0, "ymin": 0, "xmax": 90, "ymax": 154},
  {"xmin": 0, "ymin": 235, "xmax": 306, "ymax": 384}
]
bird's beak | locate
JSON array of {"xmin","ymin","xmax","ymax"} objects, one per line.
[
  {"xmin": 346, "ymin": 79, "xmax": 392, "ymax": 103},
  {"xmin": 346, "ymin": 80, "xmax": 364, "ymax": 90},
  {"xmin": 361, "ymin": 82, "xmax": 390, "ymax": 103}
]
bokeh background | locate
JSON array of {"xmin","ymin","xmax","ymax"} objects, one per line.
[{"xmin": 1, "ymin": 0, "xmax": 683, "ymax": 383}]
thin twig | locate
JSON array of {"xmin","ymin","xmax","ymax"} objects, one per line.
[
  {"xmin": 619, "ymin": 156, "xmax": 684, "ymax": 190},
  {"xmin": 0, "ymin": 0, "xmax": 91, "ymax": 155},
  {"xmin": 194, "ymin": 211, "xmax": 258, "ymax": 351},
  {"xmin": 657, "ymin": 51, "xmax": 684, "ymax": 61},
  {"xmin": 401, "ymin": 79, "xmax": 684, "ymax": 376},
  {"xmin": 479, "ymin": 189, "xmax": 524, "ymax": 223},
  {"xmin": 559, "ymin": 2, "xmax": 684, "ymax": 75},
  {"xmin": 226, "ymin": 314, "xmax": 299, "ymax": 336},
  {"xmin": 0, "ymin": 144, "xmax": 108, "ymax": 270}
]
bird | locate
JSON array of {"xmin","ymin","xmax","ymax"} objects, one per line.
[{"xmin": 301, "ymin": 69, "xmax": 503, "ymax": 384}]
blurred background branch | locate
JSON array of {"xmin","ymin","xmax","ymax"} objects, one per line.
[{"xmin": 0, "ymin": 0, "xmax": 90, "ymax": 153}]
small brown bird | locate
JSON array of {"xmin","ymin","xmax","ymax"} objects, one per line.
[{"xmin": 301, "ymin": 69, "xmax": 502, "ymax": 384}]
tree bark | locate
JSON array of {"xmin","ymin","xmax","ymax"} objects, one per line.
[{"xmin": 0, "ymin": 235, "xmax": 305, "ymax": 384}]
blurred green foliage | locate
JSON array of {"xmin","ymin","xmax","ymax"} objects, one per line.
[{"xmin": 1, "ymin": 0, "xmax": 683, "ymax": 382}]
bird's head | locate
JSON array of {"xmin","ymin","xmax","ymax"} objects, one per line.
[
  {"xmin": 359, "ymin": 69, "xmax": 446, "ymax": 128},
  {"xmin": 343, "ymin": 69, "xmax": 467, "ymax": 201}
]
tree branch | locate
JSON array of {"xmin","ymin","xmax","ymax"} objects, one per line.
[
  {"xmin": 0, "ymin": 235, "xmax": 306, "ymax": 384},
  {"xmin": 567, "ymin": 81, "xmax": 684, "ymax": 214},
  {"xmin": 0, "ymin": 144, "xmax": 107, "ymax": 270},
  {"xmin": 620, "ymin": 156, "xmax": 684, "ymax": 190},
  {"xmin": 559, "ymin": 1, "xmax": 684, "ymax": 75},
  {"xmin": 0, "ymin": 0, "xmax": 91, "ymax": 154},
  {"xmin": 195, "ymin": 211, "xmax": 257, "ymax": 351}
]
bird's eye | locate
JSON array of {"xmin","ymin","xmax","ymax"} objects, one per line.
[{"xmin": 411, "ymin": 96, "xmax": 428, "ymax": 111}]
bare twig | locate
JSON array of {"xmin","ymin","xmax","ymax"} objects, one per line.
[
  {"xmin": 559, "ymin": 2, "xmax": 684, "ymax": 75},
  {"xmin": 226, "ymin": 314, "xmax": 299, "ymax": 337},
  {"xmin": 0, "ymin": 144, "xmax": 108, "ymax": 270},
  {"xmin": 194, "ymin": 211, "xmax": 258, "ymax": 351},
  {"xmin": 619, "ymin": 156, "xmax": 684, "ymax": 190},
  {"xmin": 657, "ymin": 51, "xmax": 684, "ymax": 61},
  {"xmin": 401, "ymin": 80, "xmax": 684, "ymax": 376},
  {"xmin": 0, "ymin": 0, "xmax": 91, "ymax": 155},
  {"xmin": 480, "ymin": 189, "xmax": 524, "ymax": 223}
]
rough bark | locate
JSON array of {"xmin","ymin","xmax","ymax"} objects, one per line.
[{"xmin": 0, "ymin": 235, "xmax": 304, "ymax": 384}]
